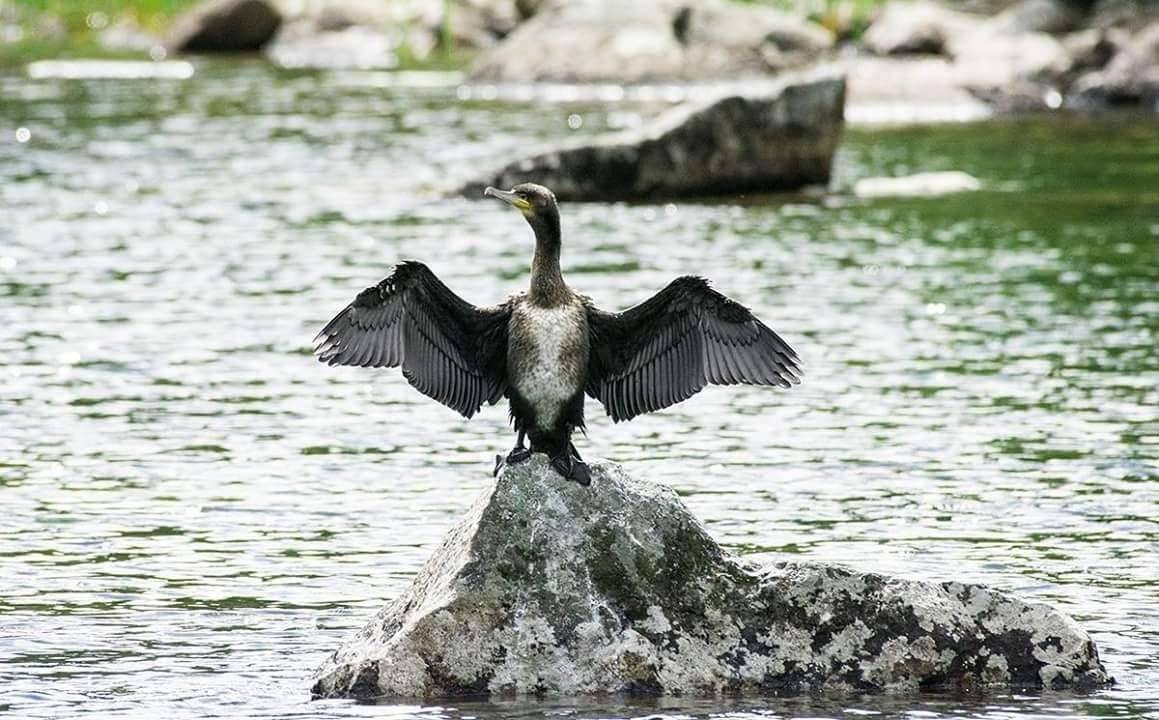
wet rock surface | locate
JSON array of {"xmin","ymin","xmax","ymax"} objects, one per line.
[
  {"xmin": 460, "ymin": 72, "xmax": 845, "ymax": 201},
  {"xmin": 312, "ymin": 456, "xmax": 1110, "ymax": 699},
  {"xmin": 165, "ymin": 0, "xmax": 282, "ymax": 53}
]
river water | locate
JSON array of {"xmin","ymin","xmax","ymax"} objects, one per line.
[{"xmin": 1, "ymin": 61, "xmax": 1156, "ymax": 719}]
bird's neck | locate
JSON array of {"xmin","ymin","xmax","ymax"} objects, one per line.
[{"xmin": 528, "ymin": 214, "xmax": 566, "ymax": 305}]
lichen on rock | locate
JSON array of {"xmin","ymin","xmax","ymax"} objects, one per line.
[{"xmin": 311, "ymin": 457, "xmax": 1110, "ymax": 699}]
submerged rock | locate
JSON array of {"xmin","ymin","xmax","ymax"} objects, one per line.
[
  {"xmin": 854, "ymin": 171, "xmax": 982, "ymax": 198},
  {"xmin": 312, "ymin": 456, "xmax": 1109, "ymax": 699},
  {"xmin": 460, "ymin": 72, "xmax": 845, "ymax": 201},
  {"xmin": 165, "ymin": 0, "xmax": 282, "ymax": 53}
]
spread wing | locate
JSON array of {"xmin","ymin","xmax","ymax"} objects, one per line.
[
  {"xmin": 586, "ymin": 276, "xmax": 801, "ymax": 422},
  {"xmin": 313, "ymin": 261, "xmax": 510, "ymax": 418}
]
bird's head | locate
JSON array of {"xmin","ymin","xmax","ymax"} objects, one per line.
[{"xmin": 484, "ymin": 183, "xmax": 560, "ymax": 241}]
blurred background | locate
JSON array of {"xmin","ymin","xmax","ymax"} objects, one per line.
[{"xmin": 1, "ymin": 1, "xmax": 1156, "ymax": 719}]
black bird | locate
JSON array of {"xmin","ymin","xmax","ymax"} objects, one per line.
[{"xmin": 313, "ymin": 183, "xmax": 801, "ymax": 485}]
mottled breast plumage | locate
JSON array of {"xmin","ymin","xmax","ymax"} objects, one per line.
[{"xmin": 507, "ymin": 299, "xmax": 589, "ymax": 428}]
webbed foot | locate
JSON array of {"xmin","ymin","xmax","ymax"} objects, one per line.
[
  {"xmin": 550, "ymin": 453, "xmax": 591, "ymax": 487},
  {"xmin": 506, "ymin": 447, "xmax": 532, "ymax": 465},
  {"xmin": 494, "ymin": 446, "xmax": 533, "ymax": 476}
]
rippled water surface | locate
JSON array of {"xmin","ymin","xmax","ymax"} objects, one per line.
[{"xmin": 1, "ymin": 61, "xmax": 1156, "ymax": 719}]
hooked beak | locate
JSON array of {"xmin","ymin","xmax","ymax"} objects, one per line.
[{"xmin": 484, "ymin": 186, "xmax": 531, "ymax": 212}]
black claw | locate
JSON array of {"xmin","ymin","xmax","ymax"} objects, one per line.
[{"xmin": 493, "ymin": 454, "xmax": 504, "ymax": 477}]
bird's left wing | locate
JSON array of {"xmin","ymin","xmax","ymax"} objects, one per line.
[
  {"xmin": 585, "ymin": 276, "xmax": 801, "ymax": 422},
  {"xmin": 313, "ymin": 261, "xmax": 510, "ymax": 418}
]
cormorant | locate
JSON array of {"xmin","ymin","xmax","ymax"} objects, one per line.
[{"xmin": 313, "ymin": 183, "xmax": 801, "ymax": 486}]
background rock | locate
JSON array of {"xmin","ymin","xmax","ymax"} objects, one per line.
[
  {"xmin": 450, "ymin": 0, "xmax": 524, "ymax": 49},
  {"xmin": 268, "ymin": 0, "xmax": 521, "ymax": 66},
  {"xmin": 461, "ymin": 72, "xmax": 845, "ymax": 201},
  {"xmin": 469, "ymin": 0, "xmax": 833, "ymax": 83},
  {"xmin": 838, "ymin": 56, "xmax": 994, "ymax": 122},
  {"xmin": 856, "ymin": 0, "xmax": 1087, "ymax": 111},
  {"xmin": 986, "ymin": 0, "xmax": 1086, "ymax": 34},
  {"xmin": 166, "ymin": 0, "xmax": 282, "ymax": 53},
  {"xmin": 1073, "ymin": 21, "xmax": 1159, "ymax": 104},
  {"xmin": 950, "ymin": 29, "xmax": 1067, "ymax": 90},
  {"xmin": 862, "ymin": 1, "xmax": 980, "ymax": 56},
  {"xmin": 1090, "ymin": 0, "xmax": 1159, "ymax": 31},
  {"xmin": 267, "ymin": 24, "xmax": 397, "ymax": 69},
  {"xmin": 312, "ymin": 456, "xmax": 1109, "ymax": 699}
]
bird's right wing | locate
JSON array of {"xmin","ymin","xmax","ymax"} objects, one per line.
[
  {"xmin": 313, "ymin": 261, "xmax": 510, "ymax": 418},
  {"xmin": 585, "ymin": 276, "xmax": 801, "ymax": 422}
]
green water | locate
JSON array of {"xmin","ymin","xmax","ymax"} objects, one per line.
[{"xmin": 0, "ymin": 61, "xmax": 1156, "ymax": 719}]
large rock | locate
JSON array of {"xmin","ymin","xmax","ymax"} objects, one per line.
[
  {"xmin": 470, "ymin": 0, "xmax": 833, "ymax": 83},
  {"xmin": 460, "ymin": 73, "xmax": 845, "ymax": 201},
  {"xmin": 838, "ymin": 56, "xmax": 994, "ymax": 123},
  {"xmin": 1090, "ymin": 0, "xmax": 1159, "ymax": 32},
  {"xmin": 986, "ymin": 0, "xmax": 1086, "ymax": 35},
  {"xmin": 862, "ymin": 1, "xmax": 980, "ymax": 56},
  {"xmin": 312, "ymin": 456, "xmax": 1110, "ymax": 699},
  {"xmin": 854, "ymin": 0, "xmax": 1081, "ymax": 113},
  {"xmin": 165, "ymin": 0, "xmax": 282, "ymax": 53},
  {"xmin": 950, "ymin": 29, "xmax": 1067, "ymax": 90},
  {"xmin": 1073, "ymin": 22, "xmax": 1159, "ymax": 104},
  {"xmin": 266, "ymin": 22, "xmax": 398, "ymax": 69}
]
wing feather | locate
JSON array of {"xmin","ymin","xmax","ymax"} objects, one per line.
[
  {"xmin": 313, "ymin": 261, "xmax": 510, "ymax": 418},
  {"xmin": 586, "ymin": 276, "xmax": 800, "ymax": 422}
]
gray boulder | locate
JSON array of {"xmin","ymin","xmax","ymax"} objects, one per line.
[
  {"xmin": 459, "ymin": 72, "xmax": 845, "ymax": 201},
  {"xmin": 1073, "ymin": 22, "xmax": 1159, "ymax": 104},
  {"xmin": 862, "ymin": 1, "xmax": 980, "ymax": 56},
  {"xmin": 312, "ymin": 456, "xmax": 1110, "ymax": 699},
  {"xmin": 1055, "ymin": 28, "xmax": 1122, "ymax": 77},
  {"xmin": 266, "ymin": 22, "xmax": 398, "ymax": 69},
  {"xmin": 856, "ymin": 0, "xmax": 1078, "ymax": 112},
  {"xmin": 950, "ymin": 28, "xmax": 1067, "ymax": 91},
  {"xmin": 1091, "ymin": 0, "xmax": 1159, "ymax": 32},
  {"xmin": 469, "ymin": 0, "xmax": 833, "ymax": 83},
  {"xmin": 986, "ymin": 0, "xmax": 1086, "ymax": 35},
  {"xmin": 165, "ymin": 0, "xmax": 282, "ymax": 53},
  {"xmin": 837, "ymin": 56, "xmax": 994, "ymax": 122},
  {"xmin": 266, "ymin": 0, "xmax": 520, "ymax": 66}
]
